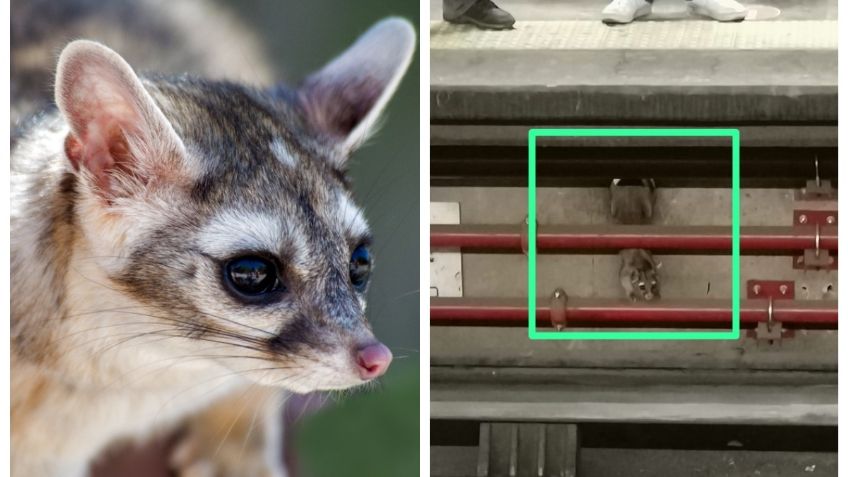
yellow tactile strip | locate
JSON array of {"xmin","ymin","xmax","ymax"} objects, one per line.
[{"xmin": 430, "ymin": 20, "xmax": 836, "ymax": 50}]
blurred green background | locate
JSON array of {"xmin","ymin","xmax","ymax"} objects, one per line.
[{"xmin": 215, "ymin": 1, "xmax": 420, "ymax": 476}]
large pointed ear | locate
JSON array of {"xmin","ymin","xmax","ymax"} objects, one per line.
[
  {"xmin": 297, "ymin": 17, "xmax": 415, "ymax": 157},
  {"xmin": 55, "ymin": 40, "xmax": 186, "ymax": 198}
]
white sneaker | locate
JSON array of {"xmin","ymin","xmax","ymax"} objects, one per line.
[
  {"xmin": 602, "ymin": 0, "xmax": 652, "ymax": 24},
  {"xmin": 689, "ymin": 0, "xmax": 748, "ymax": 21}
]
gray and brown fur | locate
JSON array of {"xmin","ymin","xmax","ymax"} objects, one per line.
[
  {"xmin": 609, "ymin": 178, "xmax": 656, "ymax": 225},
  {"xmin": 610, "ymin": 179, "xmax": 661, "ymax": 301},
  {"xmin": 12, "ymin": 0, "xmax": 274, "ymax": 132},
  {"xmin": 11, "ymin": 18, "xmax": 414, "ymax": 477}
]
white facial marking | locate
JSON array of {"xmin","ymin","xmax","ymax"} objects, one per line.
[
  {"xmin": 270, "ymin": 138, "xmax": 297, "ymax": 168},
  {"xmin": 336, "ymin": 193, "xmax": 369, "ymax": 238},
  {"xmin": 197, "ymin": 210, "xmax": 307, "ymax": 265}
]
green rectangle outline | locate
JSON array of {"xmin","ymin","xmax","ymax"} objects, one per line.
[{"xmin": 528, "ymin": 128, "xmax": 740, "ymax": 340}]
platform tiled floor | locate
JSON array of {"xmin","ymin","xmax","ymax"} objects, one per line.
[{"xmin": 430, "ymin": 0, "xmax": 837, "ymax": 22}]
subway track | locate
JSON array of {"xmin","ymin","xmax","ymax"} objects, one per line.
[{"xmin": 429, "ymin": 0, "xmax": 837, "ymax": 474}]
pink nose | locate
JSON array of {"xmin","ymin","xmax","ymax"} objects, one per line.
[{"xmin": 355, "ymin": 342, "xmax": 392, "ymax": 380}]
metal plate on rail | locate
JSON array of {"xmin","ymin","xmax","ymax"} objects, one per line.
[{"xmin": 746, "ymin": 280, "xmax": 794, "ymax": 300}]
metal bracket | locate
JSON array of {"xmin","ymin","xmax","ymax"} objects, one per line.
[
  {"xmin": 793, "ymin": 210, "xmax": 837, "ymax": 270},
  {"xmin": 521, "ymin": 215, "xmax": 531, "ymax": 256},
  {"xmin": 746, "ymin": 280, "xmax": 794, "ymax": 344},
  {"xmin": 550, "ymin": 288, "xmax": 568, "ymax": 331},
  {"xmin": 795, "ymin": 157, "xmax": 836, "ymax": 200},
  {"xmin": 477, "ymin": 422, "xmax": 578, "ymax": 477},
  {"xmin": 754, "ymin": 297, "xmax": 784, "ymax": 343}
]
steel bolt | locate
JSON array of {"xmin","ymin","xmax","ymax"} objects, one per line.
[
  {"xmin": 779, "ymin": 285, "xmax": 788, "ymax": 295},
  {"xmin": 799, "ymin": 214, "xmax": 808, "ymax": 224},
  {"xmin": 826, "ymin": 216, "xmax": 835, "ymax": 224},
  {"xmin": 753, "ymin": 284, "xmax": 761, "ymax": 295}
]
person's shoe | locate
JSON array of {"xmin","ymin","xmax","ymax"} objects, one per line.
[
  {"xmin": 445, "ymin": 0, "xmax": 516, "ymax": 30},
  {"xmin": 601, "ymin": 0, "xmax": 652, "ymax": 24},
  {"xmin": 688, "ymin": 0, "xmax": 748, "ymax": 21}
]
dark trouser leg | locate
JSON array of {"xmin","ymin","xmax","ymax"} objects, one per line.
[{"xmin": 443, "ymin": 0, "xmax": 479, "ymax": 20}]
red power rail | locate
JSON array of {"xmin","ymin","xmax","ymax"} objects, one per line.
[
  {"xmin": 430, "ymin": 224, "xmax": 838, "ymax": 253},
  {"xmin": 430, "ymin": 297, "xmax": 837, "ymax": 330}
]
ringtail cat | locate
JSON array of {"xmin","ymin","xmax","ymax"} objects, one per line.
[
  {"xmin": 619, "ymin": 249, "xmax": 662, "ymax": 301},
  {"xmin": 610, "ymin": 179, "xmax": 661, "ymax": 301},
  {"xmin": 11, "ymin": 17, "xmax": 415, "ymax": 477},
  {"xmin": 13, "ymin": 1, "xmax": 281, "ymax": 473}
]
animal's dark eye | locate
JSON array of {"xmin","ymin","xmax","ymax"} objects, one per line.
[
  {"xmin": 349, "ymin": 245, "xmax": 372, "ymax": 292},
  {"xmin": 224, "ymin": 256, "xmax": 281, "ymax": 297}
]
